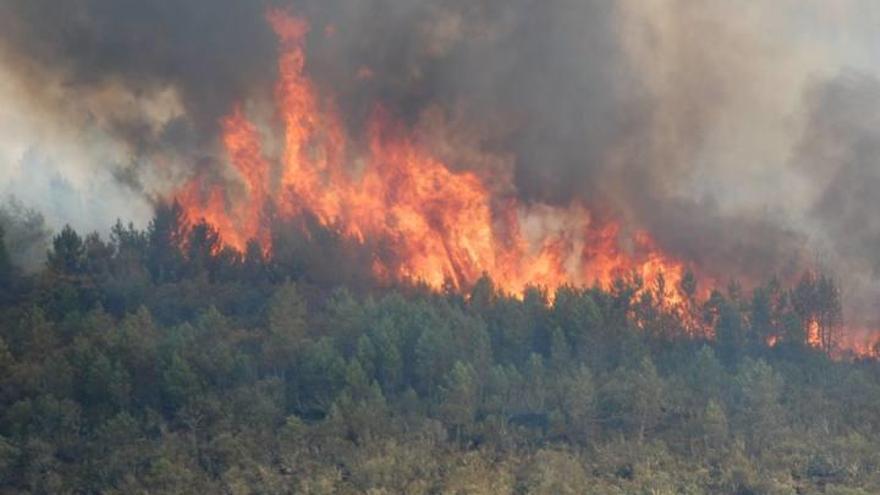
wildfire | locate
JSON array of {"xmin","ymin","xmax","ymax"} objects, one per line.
[
  {"xmin": 835, "ymin": 327, "xmax": 880, "ymax": 359},
  {"xmin": 176, "ymin": 106, "xmax": 272, "ymax": 253},
  {"xmin": 806, "ymin": 320, "xmax": 822, "ymax": 349},
  {"xmin": 175, "ymin": 9, "xmax": 688, "ymax": 299}
]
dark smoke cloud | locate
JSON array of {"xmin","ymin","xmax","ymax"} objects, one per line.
[
  {"xmin": 637, "ymin": 197, "xmax": 809, "ymax": 286},
  {"xmin": 291, "ymin": 0, "xmax": 636, "ymax": 205},
  {"xmin": 0, "ymin": 0, "xmax": 277, "ymax": 144},
  {"xmin": 0, "ymin": 0, "xmax": 643, "ymax": 240},
  {"xmin": 0, "ymin": 0, "xmax": 767, "ymax": 208},
  {"xmin": 285, "ymin": 0, "xmax": 814, "ymax": 280}
]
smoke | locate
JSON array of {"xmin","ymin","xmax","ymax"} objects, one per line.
[
  {"xmin": 0, "ymin": 197, "xmax": 52, "ymax": 272},
  {"xmin": 0, "ymin": 0, "xmax": 276, "ymax": 140},
  {"xmin": 0, "ymin": 0, "xmax": 277, "ymax": 226},
  {"xmin": 0, "ymin": 62, "xmax": 155, "ymax": 235},
  {"xmin": 1, "ymin": 0, "xmax": 879, "ymax": 321},
  {"xmin": 795, "ymin": 73, "xmax": 880, "ymax": 326}
]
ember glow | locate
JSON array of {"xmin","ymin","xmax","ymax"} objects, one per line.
[{"xmin": 175, "ymin": 9, "xmax": 687, "ymax": 298}]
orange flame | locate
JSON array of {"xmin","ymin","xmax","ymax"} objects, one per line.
[
  {"xmin": 175, "ymin": 9, "xmax": 689, "ymax": 301},
  {"xmin": 177, "ymin": 106, "xmax": 272, "ymax": 253},
  {"xmin": 834, "ymin": 326, "xmax": 880, "ymax": 359}
]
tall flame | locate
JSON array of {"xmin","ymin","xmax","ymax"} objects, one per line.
[{"xmin": 175, "ymin": 9, "xmax": 688, "ymax": 299}]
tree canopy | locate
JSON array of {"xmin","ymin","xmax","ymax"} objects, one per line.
[{"xmin": 0, "ymin": 207, "xmax": 874, "ymax": 494}]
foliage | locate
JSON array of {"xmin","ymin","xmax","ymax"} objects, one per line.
[{"xmin": 0, "ymin": 210, "xmax": 875, "ymax": 493}]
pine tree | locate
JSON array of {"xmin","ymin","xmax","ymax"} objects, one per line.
[{"xmin": 47, "ymin": 225, "xmax": 85, "ymax": 276}]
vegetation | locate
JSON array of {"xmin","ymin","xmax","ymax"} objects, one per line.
[{"xmin": 0, "ymin": 204, "xmax": 877, "ymax": 495}]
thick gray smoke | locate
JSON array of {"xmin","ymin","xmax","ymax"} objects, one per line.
[
  {"xmin": 0, "ymin": 0, "xmax": 276, "ymax": 146},
  {"xmin": 0, "ymin": 0, "xmax": 878, "ymax": 326},
  {"xmin": 795, "ymin": 74, "xmax": 880, "ymax": 327}
]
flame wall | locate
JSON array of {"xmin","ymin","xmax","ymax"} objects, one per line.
[{"xmin": 178, "ymin": 9, "xmax": 688, "ymax": 297}]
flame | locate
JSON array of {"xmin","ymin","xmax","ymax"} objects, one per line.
[
  {"xmin": 174, "ymin": 9, "xmax": 688, "ymax": 301},
  {"xmin": 806, "ymin": 319, "xmax": 822, "ymax": 349},
  {"xmin": 835, "ymin": 326, "xmax": 880, "ymax": 359},
  {"xmin": 178, "ymin": 106, "xmax": 271, "ymax": 253}
]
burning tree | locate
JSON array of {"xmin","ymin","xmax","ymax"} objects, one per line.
[
  {"xmin": 174, "ymin": 9, "xmax": 693, "ymax": 306},
  {"xmin": 792, "ymin": 272, "xmax": 843, "ymax": 353}
]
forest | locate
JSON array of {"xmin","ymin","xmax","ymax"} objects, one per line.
[{"xmin": 0, "ymin": 202, "xmax": 878, "ymax": 495}]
